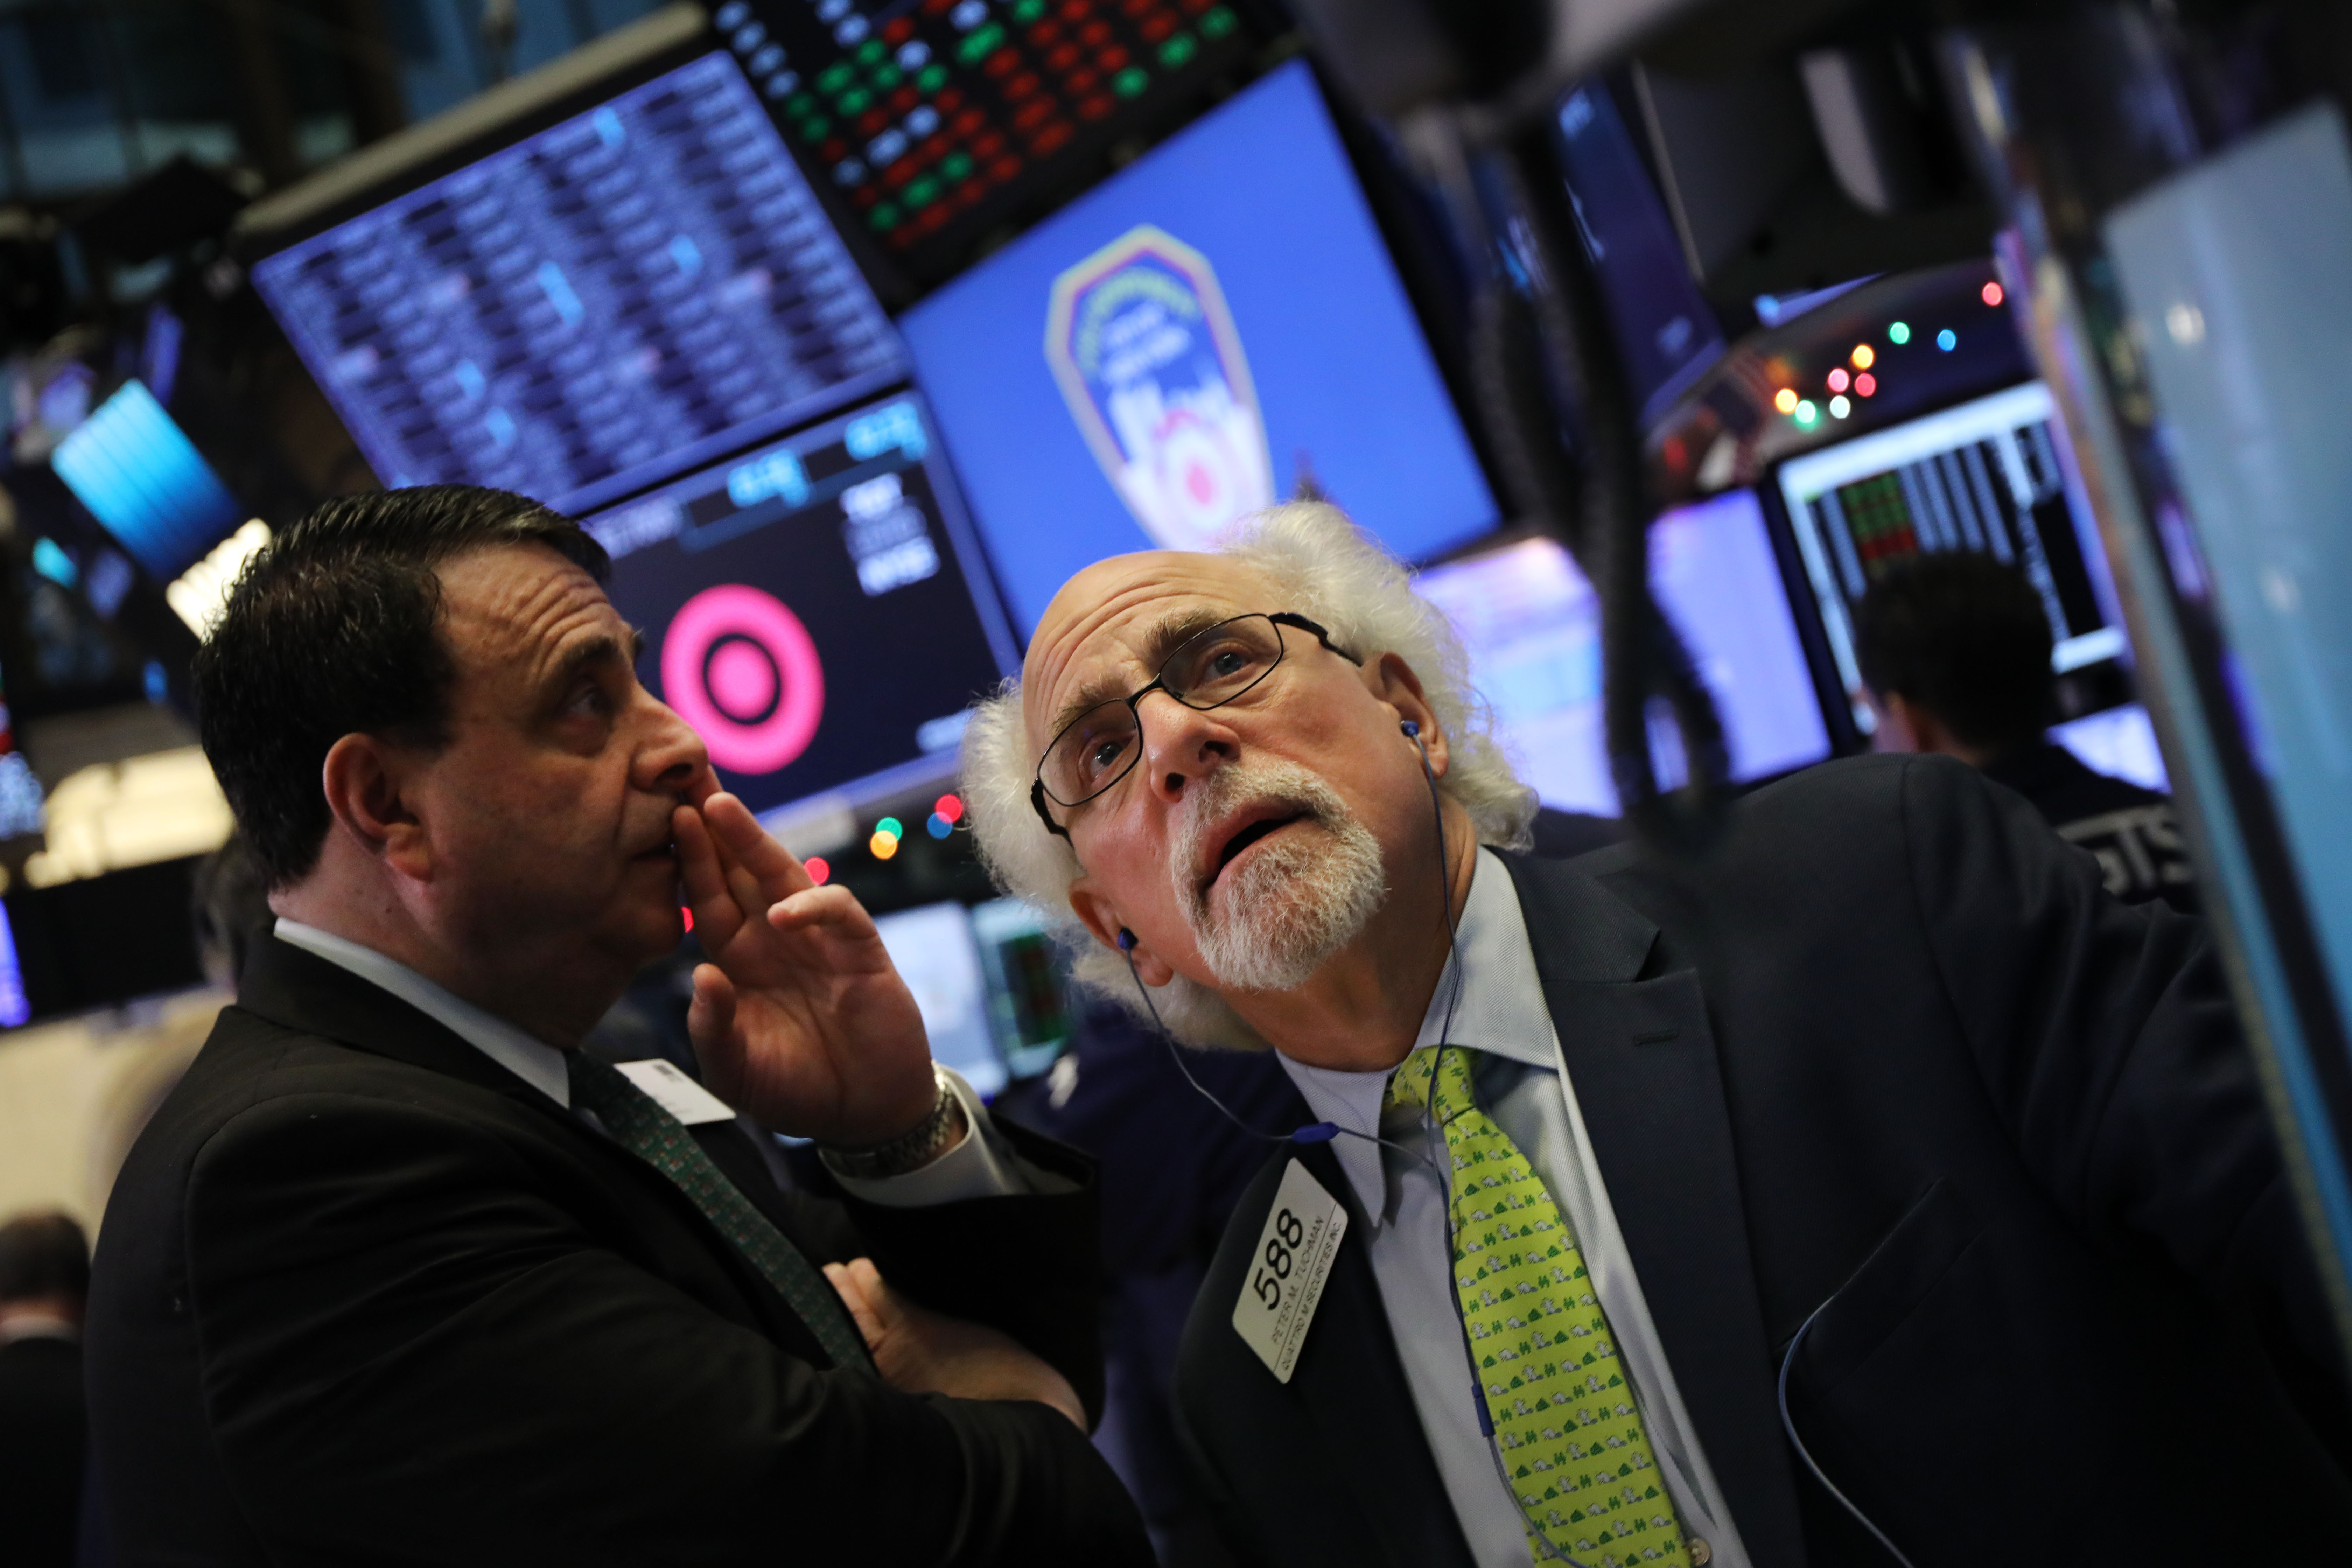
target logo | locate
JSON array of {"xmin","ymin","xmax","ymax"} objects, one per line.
[{"xmin": 661, "ymin": 584, "xmax": 825, "ymax": 775}]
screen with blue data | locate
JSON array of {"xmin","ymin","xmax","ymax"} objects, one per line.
[
  {"xmin": 251, "ymin": 50, "xmax": 904, "ymax": 517},
  {"xmin": 899, "ymin": 58, "xmax": 1498, "ymax": 636},
  {"xmin": 51, "ymin": 380, "xmax": 245, "ymax": 579},
  {"xmin": 1415, "ymin": 491, "xmax": 1830, "ymax": 816}
]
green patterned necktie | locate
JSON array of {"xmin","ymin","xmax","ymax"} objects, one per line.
[
  {"xmin": 566, "ymin": 1052, "xmax": 874, "ymax": 1375},
  {"xmin": 1386, "ymin": 1044, "xmax": 1692, "ymax": 1568}
]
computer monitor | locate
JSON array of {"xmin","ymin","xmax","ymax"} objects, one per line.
[
  {"xmin": 870, "ymin": 900, "xmax": 1003, "ymax": 1098},
  {"xmin": 1414, "ymin": 490, "xmax": 1832, "ymax": 817},
  {"xmin": 1772, "ymin": 379, "xmax": 2130, "ymax": 732},
  {"xmin": 51, "ymin": 380, "xmax": 246, "ymax": 580},
  {"xmin": 708, "ymin": 0, "xmax": 1256, "ymax": 286},
  {"xmin": 247, "ymin": 45, "xmax": 906, "ymax": 517},
  {"xmin": 898, "ymin": 58, "xmax": 1499, "ymax": 635},
  {"xmin": 1554, "ymin": 85, "xmax": 1724, "ymax": 427},
  {"xmin": 971, "ymin": 896, "xmax": 1070, "ymax": 1081},
  {"xmin": 583, "ymin": 392, "xmax": 1018, "ymax": 820}
]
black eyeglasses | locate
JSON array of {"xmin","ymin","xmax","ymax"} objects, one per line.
[{"xmin": 1030, "ymin": 611, "xmax": 1359, "ymax": 840}]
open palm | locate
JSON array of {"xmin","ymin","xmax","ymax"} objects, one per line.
[{"xmin": 675, "ymin": 792, "xmax": 936, "ymax": 1145}]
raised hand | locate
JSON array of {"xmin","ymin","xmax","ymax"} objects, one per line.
[
  {"xmin": 675, "ymin": 791, "xmax": 935, "ymax": 1145},
  {"xmin": 824, "ymin": 1257, "xmax": 1085, "ymax": 1430}
]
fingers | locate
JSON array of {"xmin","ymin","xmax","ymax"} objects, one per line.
[
  {"xmin": 674, "ymin": 806, "xmax": 745, "ymax": 949},
  {"xmin": 702, "ymin": 791, "xmax": 812, "ymax": 908},
  {"xmin": 822, "ymin": 1261, "xmax": 886, "ymax": 1352},
  {"xmin": 765, "ymin": 883, "xmax": 882, "ymax": 946},
  {"xmin": 685, "ymin": 964, "xmax": 742, "ymax": 1097}
]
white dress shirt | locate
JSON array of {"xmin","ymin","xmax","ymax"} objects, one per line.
[
  {"xmin": 273, "ymin": 919, "xmax": 1041, "ymax": 1204},
  {"xmin": 1277, "ymin": 851, "xmax": 1751, "ymax": 1568}
]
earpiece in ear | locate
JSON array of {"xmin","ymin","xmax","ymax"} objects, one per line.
[
  {"xmin": 1118, "ymin": 928, "xmax": 1136, "ymax": 951},
  {"xmin": 1401, "ymin": 720, "xmax": 1420, "ymax": 738}
]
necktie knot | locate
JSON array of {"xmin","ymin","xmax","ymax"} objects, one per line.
[{"xmin": 1383, "ymin": 1043, "xmax": 1472, "ymax": 1119}]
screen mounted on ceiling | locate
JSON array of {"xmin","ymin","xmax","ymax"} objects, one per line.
[
  {"xmin": 250, "ymin": 50, "xmax": 905, "ymax": 517},
  {"xmin": 584, "ymin": 392, "xmax": 1017, "ymax": 822},
  {"xmin": 899, "ymin": 59, "xmax": 1499, "ymax": 635}
]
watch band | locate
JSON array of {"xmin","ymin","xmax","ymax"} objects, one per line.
[{"xmin": 822, "ymin": 1066, "xmax": 966, "ymax": 1180}]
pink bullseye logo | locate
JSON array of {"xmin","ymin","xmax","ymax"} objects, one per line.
[{"xmin": 660, "ymin": 584, "xmax": 825, "ymax": 775}]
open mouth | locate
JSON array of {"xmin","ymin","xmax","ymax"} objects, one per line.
[{"xmin": 1210, "ymin": 811, "xmax": 1305, "ymax": 884}]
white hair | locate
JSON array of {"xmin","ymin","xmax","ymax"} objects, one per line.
[{"xmin": 960, "ymin": 501, "xmax": 1538, "ymax": 1050}]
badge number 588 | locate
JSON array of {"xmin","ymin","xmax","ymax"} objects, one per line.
[{"xmin": 1232, "ymin": 1160, "xmax": 1348, "ymax": 1384}]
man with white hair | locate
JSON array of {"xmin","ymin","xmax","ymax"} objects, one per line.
[{"xmin": 960, "ymin": 503, "xmax": 2350, "ymax": 1568}]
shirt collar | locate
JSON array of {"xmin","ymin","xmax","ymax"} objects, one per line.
[
  {"xmin": 273, "ymin": 919, "xmax": 573, "ymax": 1108},
  {"xmin": 1277, "ymin": 847, "xmax": 1558, "ymax": 1219}
]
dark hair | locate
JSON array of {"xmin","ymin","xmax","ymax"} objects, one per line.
[
  {"xmin": 1852, "ymin": 552, "xmax": 2056, "ymax": 751},
  {"xmin": 193, "ymin": 486, "xmax": 609, "ymax": 888},
  {"xmin": 0, "ymin": 1210, "xmax": 89, "ymax": 1304}
]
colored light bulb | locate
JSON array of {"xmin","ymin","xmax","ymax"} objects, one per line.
[
  {"xmin": 1888, "ymin": 322, "xmax": 1910, "ymax": 345},
  {"xmin": 927, "ymin": 812, "xmax": 953, "ymax": 839},
  {"xmin": 1851, "ymin": 343, "xmax": 1875, "ymax": 370},
  {"xmin": 1829, "ymin": 395, "xmax": 1851, "ymax": 419},
  {"xmin": 1774, "ymin": 387, "xmax": 1799, "ymax": 415},
  {"xmin": 1981, "ymin": 281, "xmax": 2004, "ymax": 306},
  {"xmin": 1936, "ymin": 328, "xmax": 1957, "ymax": 351},
  {"xmin": 869, "ymin": 830, "xmax": 900, "ymax": 860},
  {"xmin": 1855, "ymin": 372, "xmax": 1877, "ymax": 397},
  {"xmin": 935, "ymin": 793, "xmax": 965, "ymax": 823},
  {"xmin": 876, "ymin": 816, "xmax": 904, "ymax": 840},
  {"xmin": 1826, "ymin": 367, "xmax": 1850, "ymax": 393},
  {"xmin": 806, "ymin": 856, "xmax": 831, "ymax": 885},
  {"xmin": 1795, "ymin": 399, "xmax": 1818, "ymax": 426}
]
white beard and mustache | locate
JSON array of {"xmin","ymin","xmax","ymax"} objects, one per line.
[{"xmin": 1168, "ymin": 757, "xmax": 1388, "ymax": 992}]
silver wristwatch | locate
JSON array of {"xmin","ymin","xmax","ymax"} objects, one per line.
[{"xmin": 821, "ymin": 1066, "xmax": 967, "ymax": 1179}]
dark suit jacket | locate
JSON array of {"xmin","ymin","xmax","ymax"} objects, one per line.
[
  {"xmin": 0, "ymin": 1332, "xmax": 84, "ymax": 1568},
  {"xmin": 1175, "ymin": 754, "xmax": 2352, "ymax": 1567},
  {"xmin": 86, "ymin": 936, "xmax": 1151, "ymax": 1566}
]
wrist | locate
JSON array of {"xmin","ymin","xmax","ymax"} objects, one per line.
[{"xmin": 823, "ymin": 1066, "xmax": 967, "ymax": 1178}]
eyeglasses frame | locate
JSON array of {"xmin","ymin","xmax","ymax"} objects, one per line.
[{"xmin": 1028, "ymin": 611, "xmax": 1360, "ymax": 841}]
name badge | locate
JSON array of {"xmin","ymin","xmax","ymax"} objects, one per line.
[
  {"xmin": 1231, "ymin": 1159, "xmax": 1349, "ymax": 1384},
  {"xmin": 616, "ymin": 1058, "xmax": 737, "ymax": 1126}
]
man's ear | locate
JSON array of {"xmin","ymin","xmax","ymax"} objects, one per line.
[
  {"xmin": 320, "ymin": 733, "xmax": 433, "ymax": 881},
  {"xmin": 1068, "ymin": 879, "xmax": 1176, "ymax": 986},
  {"xmin": 1366, "ymin": 652, "xmax": 1449, "ymax": 779}
]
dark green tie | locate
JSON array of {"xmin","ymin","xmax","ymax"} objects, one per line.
[{"xmin": 566, "ymin": 1052, "xmax": 874, "ymax": 1374}]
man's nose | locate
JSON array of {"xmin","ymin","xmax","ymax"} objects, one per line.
[
  {"xmin": 1137, "ymin": 695, "xmax": 1236, "ymax": 805},
  {"xmin": 635, "ymin": 692, "xmax": 712, "ymax": 794}
]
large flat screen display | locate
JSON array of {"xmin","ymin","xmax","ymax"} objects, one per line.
[
  {"xmin": 251, "ymin": 50, "xmax": 906, "ymax": 517},
  {"xmin": 899, "ymin": 59, "xmax": 1498, "ymax": 635},
  {"xmin": 1774, "ymin": 380, "xmax": 2128, "ymax": 730},
  {"xmin": 1415, "ymin": 491, "xmax": 1830, "ymax": 817},
  {"xmin": 584, "ymin": 392, "xmax": 1017, "ymax": 820}
]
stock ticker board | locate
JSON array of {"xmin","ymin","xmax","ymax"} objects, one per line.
[
  {"xmin": 250, "ymin": 51, "xmax": 905, "ymax": 516},
  {"xmin": 714, "ymin": 0, "xmax": 1252, "ymax": 279}
]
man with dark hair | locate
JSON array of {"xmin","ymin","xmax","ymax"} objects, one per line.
[
  {"xmin": 1853, "ymin": 551, "xmax": 2196, "ymax": 910},
  {"xmin": 0, "ymin": 1210, "xmax": 91, "ymax": 1568},
  {"xmin": 87, "ymin": 485, "xmax": 1149, "ymax": 1565}
]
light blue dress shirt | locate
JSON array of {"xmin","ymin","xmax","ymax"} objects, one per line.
[{"xmin": 1277, "ymin": 850, "xmax": 1751, "ymax": 1568}]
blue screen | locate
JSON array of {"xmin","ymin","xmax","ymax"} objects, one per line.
[
  {"xmin": 251, "ymin": 51, "xmax": 904, "ymax": 517},
  {"xmin": 52, "ymin": 380, "xmax": 244, "ymax": 579},
  {"xmin": 900, "ymin": 60, "xmax": 1498, "ymax": 636}
]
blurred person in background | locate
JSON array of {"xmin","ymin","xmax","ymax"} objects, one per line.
[
  {"xmin": 0, "ymin": 1210, "xmax": 90, "ymax": 1568},
  {"xmin": 87, "ymin": 486, "xmax": 1150, "ymax": 1566},
  {"xmin": 960, "ymin": 502, "xmax": 2345, "ymax": 1568},
  {"xmin": 1854, "ymin": 551, "xmax": 2196, "ymax": 911}
]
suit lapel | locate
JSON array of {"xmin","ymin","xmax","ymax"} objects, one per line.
[
  {"xmin": 1280, "ymin": 1141, "xmax": 1479, "ymax": 1568},
  {"xmin": 1502, "ymin": 855, "xmax": 1807, "ymax": 1568},
  {"xmin": 236, "ymin": 935, "xmax": 848, "ymax": 1352}
]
